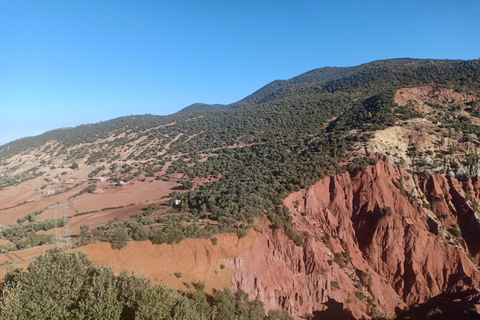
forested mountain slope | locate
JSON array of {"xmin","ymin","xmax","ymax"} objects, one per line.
[{"xmin": 1, "ymin": 58, "xmax": 480, "ymax": 319}]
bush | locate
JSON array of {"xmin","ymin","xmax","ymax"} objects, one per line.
[
  {"xmin": 182, "ymin": 180, "xmax": 194, "ymax": 190},
  {"xmin": 355, "ymin": 291, "xmax": 366, "ymax": 300},
  {"xmin": 237, "ymin": 228, "xmax": 248, "ymax": 239},
  {"xmin": 192, "ymin": 281, "xmax": 205, "ymax": 292},
  {"xmin": 380, "ymin": 206, "xmax": 392, "ymax": 216},
  {"xmin": 334, "ymin": 253, "xmax": 345, "ymax": 268},
  {"xmin": 346, "ymin": 157, "xmax": 377, "ymax": 172},
  {"xmin": 110, "ymin": 226, "xmax": 129, "ymax": 249},
  {"xmin": 331, "ymin": 281, "xmax": 341, "ymax": 290}
]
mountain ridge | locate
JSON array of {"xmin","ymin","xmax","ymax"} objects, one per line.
[
  {"xmin": 1, "ymin": 57, "xmax": 480, "ymax": 319},
  {"xmin": 2, "ymin": 57, "xmax": 479, "ymax": 158}
]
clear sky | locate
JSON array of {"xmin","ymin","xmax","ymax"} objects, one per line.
[{"xmin": 1, "ymin": 0, "xmax": 479, "ymax": 146}]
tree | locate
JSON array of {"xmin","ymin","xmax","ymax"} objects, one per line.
[
  {"xmin": 0, "ymin": 249, "xmax": 93, "ymax": 319},
  {"xmin": 147, "ymin": 203, "xmax": 158, "ymax": 214},
  {"xmin": 79, "ymin": 224, "xmax": 90, "ymax": 245},
  {"xmin": 110, "ymin": 226, "xmax": 129, "ymax": 249},
  {"xmin": 182, "ymin": 180, "xmax": 194, "ymax": 190}
]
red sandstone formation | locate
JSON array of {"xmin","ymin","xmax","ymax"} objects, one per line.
[{"xmin": 231, "ymin": 155, "xmax": 480, "ymax": 319}]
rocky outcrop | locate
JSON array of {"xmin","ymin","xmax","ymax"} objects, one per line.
[
  {"xmin": 231, "ymin": 155, "xmax": 480, "ymax": 319},
  {"xmin": 394, "ymin": 86, "xmax": 479, "ymax": 110}
]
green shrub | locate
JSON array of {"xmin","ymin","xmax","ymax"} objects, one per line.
[
  {"xmin": 331, "ymin": 281, "xmax": 341, "ymax": 290},
  {"xmin": 355, "ymin": 291, "xmax": 365, "ymax": 300},
  {"xmin": 380, "ymin": 206, "xmax": 392, "ymax": 216},
  {"xmin": 236, "ymin": 228, "xmax": 248, "ymax": 239},
  {"xmin": 334, "ymin": 253, "xmax": 345, "ymax": 268}
]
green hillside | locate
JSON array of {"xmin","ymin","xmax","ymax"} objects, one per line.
[{"xmin": 1, "ymin": 58, "xmax": 480, "ymax": 243}]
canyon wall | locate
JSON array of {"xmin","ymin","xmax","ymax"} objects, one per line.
[{"xmin": 231, "ymin": 155, "xmax": 480, "ymax": 319}]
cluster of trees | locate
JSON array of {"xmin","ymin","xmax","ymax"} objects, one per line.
[
  {"xmin": 168, "ymin": 135, "xmax": 351, "ymax": 243},
  {"xmin": 2, "ymin": 58, "xmax": 480, "ymax": 319},
  {"xmin": 2, "ymin": 59, "xmax": 478, "ymax": 161},
  {"xmin": 1, "ymin": 222, "xmax": 55, "ymax": 251},
  {"xmin": 70, "ymin": 184, "xmax": 97, "ymax": 199},
  {"xmin": 89, "ymin": 213, "xmax": 220, "ymax": 249},
  {"xmin": 0, "ymin": 168, "xmax": 44, "ymax": 192},
  {"xmin": 0, "ymin": 249, "xmax": 293, "ymax": 319},
  {"xmin": 2, "ymin": 58, "xmax": 480, "ymax": 248},
  {"xmin": 0, "ymin": 214, "xmax": 68, "ymax": 251},
  {"xmin": 346, "ymin": 157, "xmax": 378, "ymax": 172},
  {"xmin": 88, "ymin": 165, "xmax": 105, "ymax": 178}
]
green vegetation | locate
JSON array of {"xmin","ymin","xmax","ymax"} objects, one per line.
[
  {"xmin": 70, "ymin": 184, "xmax": 97, "ymax": 198},
  {"xmin": 0, "ymin": 169, "xmax": 45, "ymax": 191},
  {"xmin": 0, "ymin": 249, "xmax": 292, "ymax": 319},
  {"xmin": 74, "ymin": 210, "xmax": 99, "ymax": 217},
  {"xmin": 334, "ymin": 253, "xmax": 345, "ymax": 268},
  {"xmin": 0, "ymin": 215, "xmax": 68, "ymax": 251},
  {"xmin": 101, "ymin": 206, "xmax": 125, "ymax": 211},
  {"xmin": 355, "ymin": 291, "xmax": 366, "ymax": 301},
  {"xmin": 330, "ymin": 281, "xmax": 341, "ymax": 290},
  {"xmin": 182, "ymin": 180, "xmax": 194, "ymax": 190},
  {"xmin": 88, "ymin": 213, "xmax": 216, "ymax": 249},
  {"xmin": 346, "ymin": 156, "xmax": 377, "ymax": 172},
  {"xmin": 2, "ymin": 59, "xmax": 479, "ymax": 161},
  {"xmin": 380, "ymin": 206, "xmax": 392, "ymax": 216},
  {"xmin": 88, "ymin": 165, "xmax": 105, "ymax": 178},
  {"xmin": 1, "ymin": 58, "xmax": 480, "ymax": 252},
  {"xmin": 16, "ymin": 210, "xmax": 43, "ymax": 224}
]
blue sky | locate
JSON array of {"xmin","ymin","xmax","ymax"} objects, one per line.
[{"xmin": 1, "ymin": 0, "xmax": 479, "ymax": 146}]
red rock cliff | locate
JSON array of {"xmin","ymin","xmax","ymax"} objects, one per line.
[{"xmin": 230, "ymin": 155, "xmax": 480, "ymax": 319}]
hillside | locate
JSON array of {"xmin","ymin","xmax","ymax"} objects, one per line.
[{"xmin": 1, "ymin": 58, "xmax": 480, "ymax": 319}]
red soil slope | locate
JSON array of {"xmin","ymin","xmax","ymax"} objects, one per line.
[
  {"xmin": 231, "ymin": 155, "xmax": 480, "ymax": 319},
  {"xmin": 3, "ymin": 155, "xmax": 480, "ymax": 319}
]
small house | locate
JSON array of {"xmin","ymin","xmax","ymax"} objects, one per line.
[
  {"xmin": 91, "ymin": 176, "xmax": 110, "ymax": 182},
  {"xmin": 42, "ymin": 190, "xmax": 55, "ymax": 195},
  {"xmin": 116, "ymin": 181, "xmax": 130, "ymax": 187}
]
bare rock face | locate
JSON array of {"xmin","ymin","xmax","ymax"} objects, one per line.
[
  {"xmin": 231, "ymin": 155, "xmax": 480, "ymax": 319},
  {"xmin": 394, "ymin": 86, "xmax": 479, "ymax": 110}
]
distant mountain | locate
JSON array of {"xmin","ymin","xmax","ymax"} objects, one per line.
[
  {"xmin": 179, "ymin": 58, "xmax": 480, "ymax": 113},
  {"xmin": 179, "ymin": 102, "xmax": 227, "ymax": 113}
]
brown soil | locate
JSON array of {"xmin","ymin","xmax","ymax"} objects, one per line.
[
  {"xmin": 395, "ymin": 86, "xmax": 478, "ymax": 109},
  {"xmin": 0, "ymin": 244, "xmax": 56, "ymax": 279},
  {"xmin": 76, "ymin": 232, "xmax": 257, "ymax": 294},
  {"xmin": 2, "ymin": 156, "xmax": 480, "ymax": 319},
  {"xmin": 0, "ymin": 177, "xmax": 182, "ymax": 234}
]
